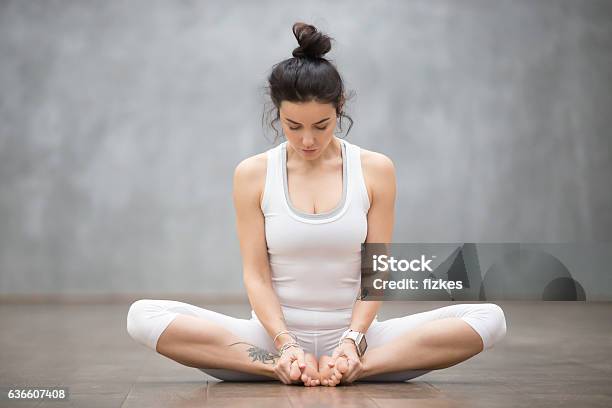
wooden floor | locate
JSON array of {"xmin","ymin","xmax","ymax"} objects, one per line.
[{"xmin": 1, "ymin": 301, "xmax": 611, "ymax": 407}]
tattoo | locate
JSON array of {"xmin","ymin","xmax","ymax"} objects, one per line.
[{"xmin": 228, "ymin": 341, "xmax": 280, "ymax": 365}]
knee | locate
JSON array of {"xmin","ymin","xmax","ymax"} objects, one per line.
[
  {"xmin": 480, "ymin": 303, "xmax": 507, "ymax": 348},
  {"xmin": 126, "ymin": 299, "xmax": 155, "ymax": 345}
]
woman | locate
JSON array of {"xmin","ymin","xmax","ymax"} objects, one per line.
[{"xmin": 126, "ymin": 22, "xmax": 507, "ymax": 386}]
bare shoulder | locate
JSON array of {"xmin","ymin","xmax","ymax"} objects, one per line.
[
  {"xmin": 360, "ymin": 147, "xmax": 395, "ymax": 172},
  {"xmin": 234, "ymin": 152, "xmax": 267, "ymax": 179},
  {"xmin": 359, "ymin": 147, "xmax": 396, "ymax": 203},
  {"xmin": 233, "ymin": 152, "xmax": 268, "ymax": 207}
]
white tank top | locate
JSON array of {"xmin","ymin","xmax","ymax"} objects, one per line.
[{"xmin": 250, "ymin": 138, "xmax": 371, "ymax": 331}]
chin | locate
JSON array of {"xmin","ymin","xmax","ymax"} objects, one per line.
[
  {"xmin": 299, "ymin": 147, "xmax": 321, "ymax": 156},
  {"xmin": 300, "ymin": 151, "xmax": 320, "ymax": 159}
]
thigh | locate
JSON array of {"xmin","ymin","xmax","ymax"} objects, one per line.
[
  {"xmin": 129, "ymin": 299, "xmax": 275, "ymax": 350},
  {"xmin": 154, "ymin": 300, "xmax": 275, "ymax": 349},
  {"xmin": 364, "ymin": 303, "xmax": 485, "ymax": 350}
]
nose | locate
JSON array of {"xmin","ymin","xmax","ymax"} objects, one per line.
[{"xmin": 302, "ymin": 137, "xmax": 315, "ymax": 148}]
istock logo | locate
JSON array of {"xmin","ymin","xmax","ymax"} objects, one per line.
[{"xmin": 372, "ymin": 254, "xmax": 436, "ymax": 272}]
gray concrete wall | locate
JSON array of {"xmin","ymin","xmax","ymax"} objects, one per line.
[{"xmin": 1, "ymin": 1, "xmax": 611, "ymax": 298}]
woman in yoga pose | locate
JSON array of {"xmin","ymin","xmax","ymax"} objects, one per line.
[{"xmin": 126, "ymin": 22, "xmax": 506, "ymax": 386}]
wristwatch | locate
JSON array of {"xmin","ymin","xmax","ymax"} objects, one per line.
[{"xmin": 339, "ymin": 329, "xmax": 368, "ymax": 357}]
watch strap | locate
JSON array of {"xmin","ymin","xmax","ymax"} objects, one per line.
[{"xmin": 339, "ymin": 329, "xmax": 367, "ymax": 357}]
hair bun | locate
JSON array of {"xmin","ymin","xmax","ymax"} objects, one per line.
[{"xmin": 292, "ymin": 22, "xmax": 332, "ymax": 59}]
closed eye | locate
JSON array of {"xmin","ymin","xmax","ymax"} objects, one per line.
[{"xmin": 289, "ymin": 126, "xmax": 328, "ymax": 131}]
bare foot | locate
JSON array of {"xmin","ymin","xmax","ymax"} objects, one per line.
[
  {"xmin": 318, "ymin": 354, "xmax": 349, "ymax": 386},
  {"xmin": 300, "ymin": 353, "xmax": 320, "ymax": 386}
]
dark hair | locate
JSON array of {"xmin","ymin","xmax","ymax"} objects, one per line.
[{"xmin": 262, "ymin": 22, "xmax": 355, "ymax": 144}]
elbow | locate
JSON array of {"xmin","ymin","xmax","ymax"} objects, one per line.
[{"xmin": 243, "ymin": 272, "xmax": 271, "ymax": 291}]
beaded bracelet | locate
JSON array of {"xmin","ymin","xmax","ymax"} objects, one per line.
[{"xmin": 278, "ymin": 341, "xmax": 301, "ymax": 356}]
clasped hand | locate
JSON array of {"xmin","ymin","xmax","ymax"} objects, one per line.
[
  {"xmin": 274, "ymin": 340, "xmax": 363, "ymax": 386},
  {"xmin": 274, "ymin": 344, "xmax": 307, "ymax": 384}
]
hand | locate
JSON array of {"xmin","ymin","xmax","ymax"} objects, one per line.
[
  {"xmin": 328, "ymin": 340, "xmax": 363, "ymax": 384},
  {"xmin": 274, "ymin": 344, "xmax": 306, "ymax": 384}
]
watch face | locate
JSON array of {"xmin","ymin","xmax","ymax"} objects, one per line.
[{"xmin": 359, "ymin": 335, "xmax": 367, "ymax": 355}]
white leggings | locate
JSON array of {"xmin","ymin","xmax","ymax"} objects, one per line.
[{"xmin": 126, "ymin": 300, "xmax": 506, "ymax": 382}]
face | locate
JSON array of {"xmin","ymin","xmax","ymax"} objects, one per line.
[{"xmin": 279, "ymin": 100, "xmax": 338, "ymax": 159}]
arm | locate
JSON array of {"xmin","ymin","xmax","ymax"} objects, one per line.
[
  {"xmin": 232, "ymin": 155, "xmax": 295, "ymax": 350},
  {"xmin": 233, "ymin": 156, "xmax": 308, "ymax": 385},
  {"xmin": 326, "ymin": 151, "xmax": 397, "ymax": 383},
  {"xmin": 347, "ymin": 152, "xmax": 397, "ymax": 334}
]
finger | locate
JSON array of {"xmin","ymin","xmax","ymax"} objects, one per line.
[
  {"xmin": 332, "ymin": 368, "xmax": 340, "ymax": 381},
  {"xmin": 281, "ymin": 363, "xmax": 292, "ymax": 384},
  {"xmin": 301, "ymin": 371, "xmax": 309, "ymax": 384},
  {"xmin": 343, "ymin": 360, "xmax": 354, "ymax": 382},
  {"xmin": 328, "ymin": 349, "xmax": 339, "ymax": 367},
  {"xmin": 328, "ymin": 349, "xmax": 342, "ymax": 367},
  {"xmin": 289, "ymin": 360, "xmax": 303, "ymax": 382},
  {"xmin": 334, "ymin": 359, "xmax": 347, "ymax": 380},
  {"xmin": 281, "ymin": 360, "xmax": 294, "ymax": 383},
  {"xmin": 338, "ymin": 356, "xmax": 351, "ymax": 374},
  {"xmin": 276, "ymin": 368, "xmax": 289, "ymax": 384},
  {"xmin": 345, "ymin": 361, "xmax": 361, "ymax": 383},
  {"xmin": 296, "ymin": 350, "xmax": 306, "ymax": 369}
]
